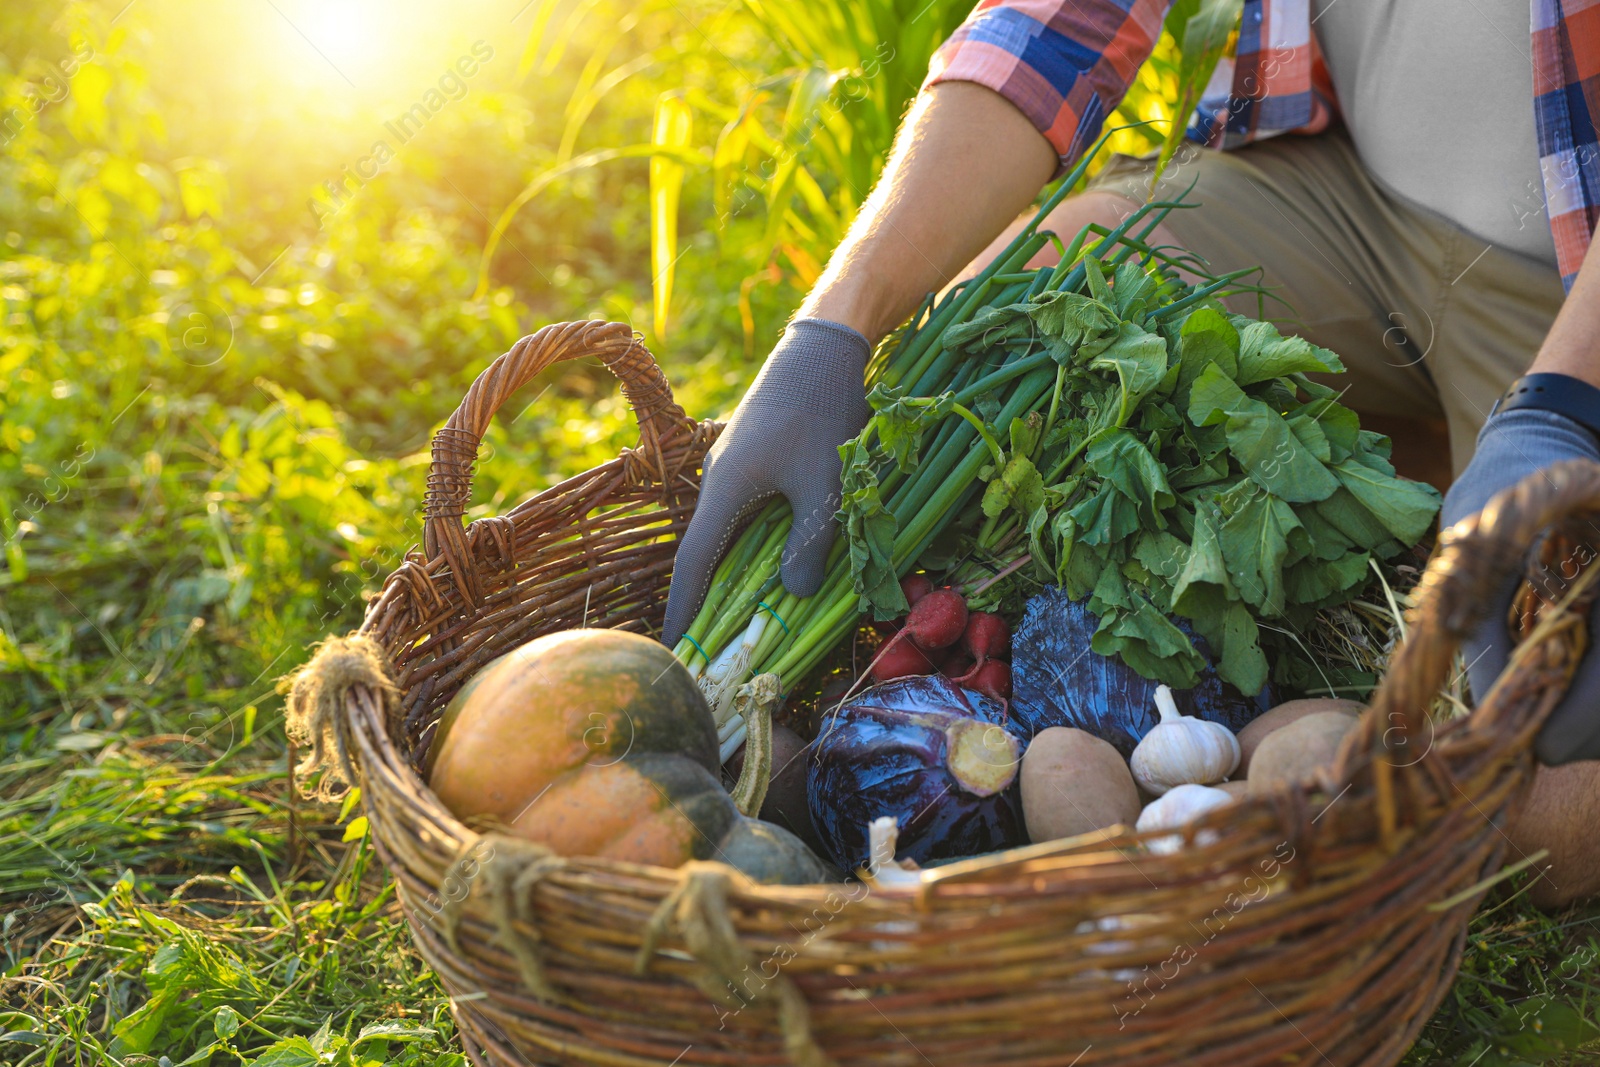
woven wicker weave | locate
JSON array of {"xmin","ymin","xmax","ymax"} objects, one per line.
[{"xmin": 329, "ymin": 320, "xmax": 1594, "ymax": 1067}]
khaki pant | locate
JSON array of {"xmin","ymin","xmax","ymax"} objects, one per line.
[{"xmin": 1088, "ymin": 129, "xmax": 1567, "ymax": 475}]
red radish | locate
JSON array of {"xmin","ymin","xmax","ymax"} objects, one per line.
[
  {"xmin": 952, "ymin": 612, "xmax": 1011, "ymax": 705},
  {"xmin": 940, "ymin": 653, "xmax": 975, "ymax": 680},
  {"xmin": 831, "ymin": 588, "xmax": 972, "ymax": 723},
  {"xmin": 871, "ymin": 640, "xmax": 940, "ymax": 683},
  {"xmin": 902, "ymin": 588, "xmax": 968, "ymax": 651},
  {"xmin": 961, "ymin": 612, "xmax": 1010, "ymax": 662},
  {"xmin": 901, "ymin": 573, "xmax": 934, "ymax": 608},
  {"xmin": 958, "ymin": 658, "xmax": 1011, "ymax": 703}
]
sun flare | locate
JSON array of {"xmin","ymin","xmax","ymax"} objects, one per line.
[{"xmin": 293, "ymin": 1, "xmax": 398, "ymax": 84}]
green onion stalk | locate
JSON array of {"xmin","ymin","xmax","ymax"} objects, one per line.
[{"xmin": 673, "ymin": 138, "xmax": 1237, "ymax": 761}]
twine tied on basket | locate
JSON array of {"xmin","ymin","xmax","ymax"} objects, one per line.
[
  {"xmin": 431, "ymin": 833, "xmax": 568, "ymax": 1001},
  {"xmin": 280, "ymin": 632, "xmax": 400, "ymax": 800},
  {"xmin": 637, "ymin": 862, "xmax": 835, "ymax": 1067},
  {"xmin": 620, "ymin": 417, "xmax": 721, "ymax": 502}
]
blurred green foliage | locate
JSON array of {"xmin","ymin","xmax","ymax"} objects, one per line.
[{"xmin": 2, "ymin": 0, "xmax": 1598, "ymax": 1064}]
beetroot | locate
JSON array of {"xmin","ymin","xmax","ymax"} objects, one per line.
[
  {"xmin": 962, "ymin": 612, "xmax": 1010, "ymax": 662},
  {"xmin": 900, "ymin": 573, "xmax": 934, "ymax": 608}
]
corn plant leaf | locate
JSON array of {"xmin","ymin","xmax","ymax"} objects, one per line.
[
  {"xmin": 514, "ymin": 0, "xmax": 562, "ymax": 79},
  {"xmin": 649, "ymin": 92, "xmax": 693, "ymax": 338},
  {"xmin": 712, "ymin": 107, "xmax": 756, "ymax": 227}
]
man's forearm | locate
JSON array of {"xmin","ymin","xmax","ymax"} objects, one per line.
[
  {"xmin": 798, "ymin": 81, "xmax": 1057, "ymax": 343},
  {"xmin": 1528, "ymin": 247, "xmax": 1600, "ymax": 389}
]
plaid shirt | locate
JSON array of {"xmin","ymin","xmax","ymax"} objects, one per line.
[{"xmin": 927, "ymin": 0, "xmax": 1600, "ymax": 291}]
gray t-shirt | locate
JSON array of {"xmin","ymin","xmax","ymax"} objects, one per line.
[{"xmin": 1310, "ymin": 0, "xmax": 1558, "ymax": 266}]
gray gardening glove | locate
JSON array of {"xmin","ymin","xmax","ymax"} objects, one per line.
[
  {"xmin": 662, "ymin": 318, "xmax": 872, "ymax": 647},
  {"xmin": 1441, "ymin": 407, "xmax": 1600, "ymax": 764}
]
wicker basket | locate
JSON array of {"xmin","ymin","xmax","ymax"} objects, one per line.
[{"xmin": 315, "ymin": 319, "xmax": 1595, "ymax": 1067}]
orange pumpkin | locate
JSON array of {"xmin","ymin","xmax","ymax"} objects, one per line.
[{"xmin": 427, "ymin": 629, "xmax": 830, "ymax": 882}]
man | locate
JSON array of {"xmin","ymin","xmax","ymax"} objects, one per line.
[{"xmin": 663, "ymin": 0, "xmax": 1600, "ymax": 903}]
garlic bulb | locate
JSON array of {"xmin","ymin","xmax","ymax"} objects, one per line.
[
  {"xmin": 1129, "ymin": 685, "xmax": 1240, "ymax": 795},
  {"xmin": 1136, "ymin": 783, "xmax": 1233, "ymax": 854}
]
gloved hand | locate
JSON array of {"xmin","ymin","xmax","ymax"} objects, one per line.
[
  {"xmin": 1441, "ymin": 406, "xmax": 1600, "ymax": 763},
  {"xmin": 662, "ymin": 318, "xmax": 872, "ymax": 646}
]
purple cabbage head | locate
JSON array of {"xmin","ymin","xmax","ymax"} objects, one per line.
[
  {"xmin": 1010, "ymin": 587, "xmax": 1274, "ymax": 756},
  {"xmin": 807, "ymin": 675, "xmax": 1027, "ymax": 871}
]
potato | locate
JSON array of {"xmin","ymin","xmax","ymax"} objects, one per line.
[
  {"xmin": 1021, "ymin": 727, "xmax": 1141, "ymax": 842},
  {"xmin": 1214, "ymin": 778, "xmax": 1250, "ymax": 800},
  {"xmin": 1247, "ymin": 712, "xmax": 1358, "ymax": 794},
  {"xmin": 1238, "ymin": 698, "xmax": 1363, "ymax": 775}
]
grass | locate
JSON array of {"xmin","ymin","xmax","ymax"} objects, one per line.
[{"xmin": 1, "ymin": 727, "xmax": 461, "ymax": 1064}]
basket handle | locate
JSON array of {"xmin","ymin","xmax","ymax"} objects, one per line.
[
  {"xmin": 421, "ymin": 320, "xmax": 694, "ymax": 600},
  {"xmin": 1360, "ymin": 459, "xmax": 1600, "ymax": 789}
]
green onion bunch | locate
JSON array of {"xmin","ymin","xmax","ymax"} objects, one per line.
[{"xmin": 671, "ymin": 143, "xmax": 1259, "ymax": 752}]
